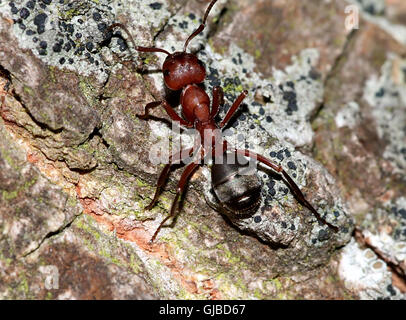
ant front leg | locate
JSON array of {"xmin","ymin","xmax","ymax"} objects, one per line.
[
  {"xmin": 219, "ymin": 90, "xmax": 248, "ymax": 128},
  {"xmin": 137, "ymin": 100, "xmax": 194, "ymax": 128},
  {"xmin": 233, "ymin": 148, "xmax": 339, "ymax": 232},
  {"xmin": 149, "ymin": 161, "xmax": 200, "ymax": 243}
]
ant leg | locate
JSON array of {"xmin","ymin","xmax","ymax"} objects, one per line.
[
  {"xmin": 219, "ymin": 90, "xmax": 248, "ymax": 128},
  {"xmin": 233, "ymin": 148, "xmax": 339, "ymax": 232},
  {"xmin": 107, "ymin": 23, "xmax": 170, "ymax": 56},
  {"xmin": 183, "ymin": 0, "xmax": 219, "ymax": 51},
  {"xmin": 210, "ymin": 86, "xmax": 224, "ymax": 119},
  {"xmin": 149, "ymin": 162, "xmax": 200, "ymax": 243},
  {"xmin": 137, "ymin": 100, "xmax": 194, "ymax": 128},
  {"xmin": 145, "ymin": 146, "xmax": 198, "ymax": 210}
]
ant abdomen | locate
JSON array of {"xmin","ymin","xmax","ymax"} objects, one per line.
[{"xmin": 211, "ymin": 158, "xmax": 262, "ymax": 217}]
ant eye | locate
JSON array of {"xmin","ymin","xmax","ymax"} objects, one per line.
[{"xmin": 163, "ymin": 69, "xmax": 170, "ymax": 77}]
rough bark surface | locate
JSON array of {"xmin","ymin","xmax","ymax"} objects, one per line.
[{"xmin": 0, "ymin": 0, "xmax": 405, "ymax": 299}]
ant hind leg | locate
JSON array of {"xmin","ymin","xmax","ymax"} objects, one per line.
[
  {"xmin": 232, "ymin": 148, "xmax": 338, "ymax": 232},
  {"xmin": 149, "ymin": 161, "xmax": 200, "ymax": 243}
]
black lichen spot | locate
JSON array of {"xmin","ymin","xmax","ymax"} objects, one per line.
[
  {"xmin": 267, "ymin": 180, "xmax": 275, "ymax": 189},
  {"xmin": 286, "ymin": 81, "xmax": 294, "ymax": 89},
  {"xmin": 269, "ymin": 151, "xmax": 276, "ymax": 158},
  {"xmin": 38, "ymin": 48, "xmax": 47, "ymax": 55},
  {"xmin": 252, "ymin": 101, "xmax": 262, "ymax": 107},
  {"xmin": 68, "ymin": 58, "xmax": 74, "ymax": 64},
  {"xmin": 179, "ymin": 21, "xmax": 188, "ymax": 29},
  {"xmin": 66, "ymin": 23, "xmax": 74, "ymax": 34},
  {"xmin": 26, "ymin": 1, "xmax": 35, "ymax": 10},
  {"xmin": 287, "ymin": 161, "xmax": 296, "ymax": 170},
  {"xmin": 364, "ymin": 4, "xmax": 376, "ymax": 15},
  {"xmin": 266, "ymin": 116, "xmax": 272, "ymax": 123},
  {"xmin": 189, "ymin": 13, "xmax": 196, "ymax": 20},
  {"xmin": 387, "ymin": 284, "xmax": 396, "ymax": 296},
  {"xmin": 85, "ymin": 41, "xmax": 94, "ymax": 52},
  {"xmin": 375, "ymin": 88, "xmax": 385, "ymax": 98},
  {"xmin": 283, "ymin": 91, "xmax": 298, "ymax": 114},
  {"xmin": 59, "ymin": 57, "xmax": 65, "ymax": 64},
  {"xmin": 33, "ymin": 12, "xmax": 47, "ymax": 34},
  {"xmin": 52, "ymin": 42, "xmax": 62, "ymax": 52},
  {"xmin": 20, "ymin": 7, "xmax": 30, "ymax": 19},
  {"xmin": 311, "ymin": 238, "xmax": 317, "ymax": 244},
  {"xmin": 117, "ymin": 38, "xmax": 127, "ymax": 52},
  {"xmin": 208, "ymin": 67, "xmax": 220, "ymax": 87},
  {"xmin": 93, "ymin": 11, "xmax": 102, "ymax": 21},
  {"xmin": 39, "ymin": 40, "xmax": 47, "ymax": 49},
  {"xmin": 333, "ymin": 211, "xmax": 340, "ymax": 218},
  {"xmin": 42, "ymin": 0, "xmax": 52, "ymax": 5},
  {"xmin": 259, "ymin": 107, "xmax": 265, "ymax": 116},
  {"xmin": 276, "ymin": 151, "xmax": 284, "ymax": 161},
  {"xmin": 284, "ymin": 149, "xmax": 291, "ymax": 158},
  {"xmin": 254, "ymin": 216, "xmax": 262, "ymax": 223},
  {"xmin": 398, "ymin": 208, "xmax": 406, "ymax": 219},
  {"xmin": 26, "ymin": 29, "xmax": 35, "ymax": 35},
  {"xmin": 75, "ymin": 32, "xmax": 82, "ymax": 39},
  {"xmin": 281, "ymin": 221, "xmax": 287, "ymax": 228},
  {"xmin": 64, "ymin": 42, "xmax": 72, "ymax": 52},
  {"xmin": 318, "ymin": 229, "xmax": 330, "ymax": 242},
  {"xmin": 290, "ymin": 224, "xmax": 295, "ymax": 231},
  {"xmin": 149, "ymin": 2, "xmax": 162, "ymax": 10},
  {"xmin": 97, "ymin": 22, "xmax": 107, "ymax": 32},
  {"xmin": 308, "ymin": 69, "xmax": 320, "ymax": 80},
  {"xmin": 11, "ymin": 6, "xmax": 19, "ymax": 15},
  {"xmin": 237, "ymin": 53, "xmax": 243, "ymax": 64}
]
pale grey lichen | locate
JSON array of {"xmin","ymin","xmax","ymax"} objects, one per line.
[
  {"xmin": 339, "ymin": 238, "xmax": 405, "ymax": 299},
  {"xmin": 335, "ymin": 101, "xmax": 361, "ymax": 129},
  {"xmin": 363, "ymin": 54, "xmax": 406, "ymax": 176},
  {"xmin": 0, "ymin": 0, "xmax": 173, "ymax": 83}
]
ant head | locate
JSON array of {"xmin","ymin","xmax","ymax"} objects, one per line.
[{"xmin": 162, "ymin": 52, "xmax": 206, "ymax": 91}]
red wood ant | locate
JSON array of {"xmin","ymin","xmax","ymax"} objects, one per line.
[{"xmin": 107, "ymin": 0, "xmax": 338, "ymax": 243}]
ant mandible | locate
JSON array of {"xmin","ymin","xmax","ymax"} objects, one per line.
[{"xmin": 107, "ymin": 0, "xmax": 338, "ymax": 243}]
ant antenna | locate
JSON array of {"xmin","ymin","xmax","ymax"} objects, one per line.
[
  {"xmin": 107, "ymin": 23, "xmax": 170, "ymax": 56},
  {"xmin": 183, "ymin": 0, "xmax": 218, "ymax": 52}
]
